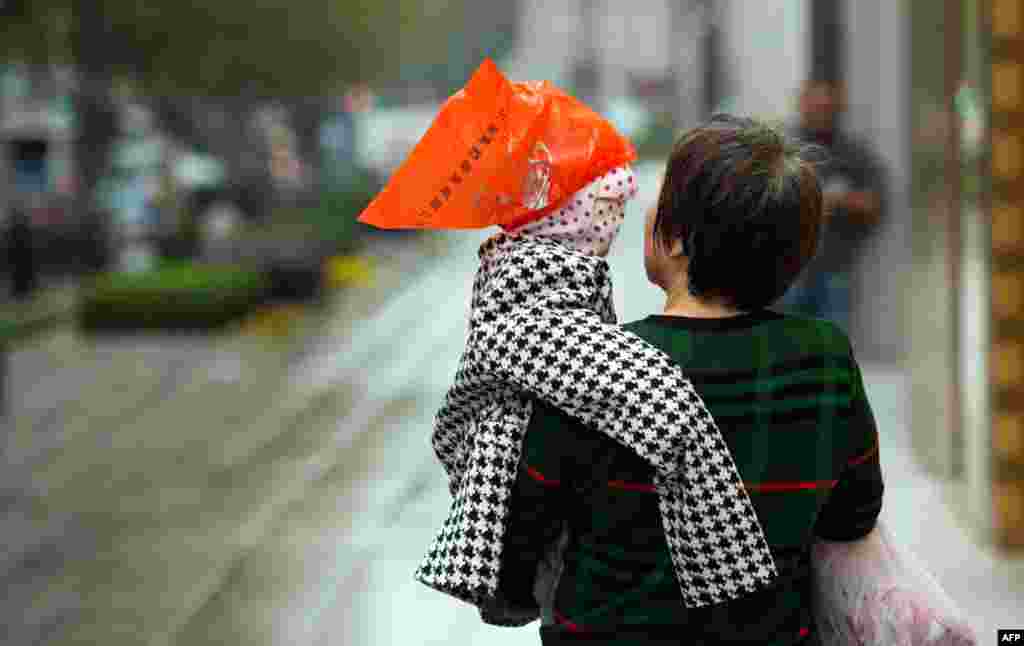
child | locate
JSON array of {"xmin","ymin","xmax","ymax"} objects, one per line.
[{"xmin": 414, "ymin": 164, "xmax": 780, "ymax": 625}]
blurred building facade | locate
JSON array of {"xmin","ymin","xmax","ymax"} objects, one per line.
[
  {"xmin": 0, "ymin": 64, "xmax": 76, "ymax": 218},
  {"xmin": 507, "ymin": 0, "xmax": 806, "ymax": 130},
  {"xmin": 902, "ymin": 0, "xmax": 1024, "ymax": 555},
  {"xmin": 984, "ymin": 0, "xmax": 1024, "ymax": 553}
]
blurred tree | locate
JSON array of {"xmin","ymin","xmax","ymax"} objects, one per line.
[{"xmin": 0, "ymin": 0, "xmax": 468, "ymax": 222}]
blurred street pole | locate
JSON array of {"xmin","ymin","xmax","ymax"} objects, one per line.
[
  {"xmin": 669, "ymin": 0, "xmax": 709, "ymax": 129},
  {"xmin": 70, "ymin": 3, "xmax": 119, "ymax": 228},
  {"xmin": 0, "ymin": 66, "xmax": 10, "ymax": 230},
  {"xmin": 701, "ymin": 0, "xmax": 728, "ymax": 119},
  {"xmin": 811, "ymin": 0, "xmax": 845, "ymax": 84},
  {"xmin": 574, "ymin": 0, "xmax": 601, "ymax": 108},
  {"xmin": 0, "ymin": 0, "xmax": 24, "ymax": 247}
]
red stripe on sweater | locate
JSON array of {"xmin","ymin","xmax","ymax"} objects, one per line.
[
  {"xmin": 608, "ymin": 480, "xmax": 657, "ymax": 493},
  {"xmin": 744, "ymin": 481, "xmax": 838, "ymax": 492},
  {"xmin": 553, "ymin": 609, "xmax": 586, "ymax": 633},
  {"xmin": 526, "ymin": 466, "xmax": 561, "ymax": 487}
]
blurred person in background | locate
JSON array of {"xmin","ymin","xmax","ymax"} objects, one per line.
[
  {"xmin": 500, "ymin": 116, "xmax": 884, "ymax": 644},
  {"xmin": 79, "ymin": 208, "xmax": 111, "ymax": 274},
  {"xmin": 780, "ymin": 78, "xmax": 889, "ymax": 333},
  {"xmin": 6, "ymin": 206, "xmax": 37, "ymax": 301}
]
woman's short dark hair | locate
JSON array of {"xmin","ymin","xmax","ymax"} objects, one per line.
[{"xmin": 653, "ymin": 114, "xmax": 824, "ymax": 311}]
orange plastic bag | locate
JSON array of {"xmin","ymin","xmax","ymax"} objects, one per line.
[{"xmin": 357, "ymin": 58, "xmax": 637, "ymax": 230}]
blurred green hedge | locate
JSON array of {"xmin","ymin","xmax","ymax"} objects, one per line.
[
  {"xmin": 78, "ymin": 263, "xmax": 269, "ymax": 332},
  {"xmin": 0, "ymin": 320, "xmax": 18, "ymax": 348},
  {"xmin": 0, "ymin": 313, "xmax": 65, "ymax": 348}
]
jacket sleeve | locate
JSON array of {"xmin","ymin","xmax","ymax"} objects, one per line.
[
  {"xmin": 496, "ymin": 401, "xmax": 576, "ymax": 611},
  {"xmin": 814, "ymin": 350, "xmax": 885, "ymax": 541}
]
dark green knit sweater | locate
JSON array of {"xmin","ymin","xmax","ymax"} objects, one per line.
[{"xmin": 498, "ymin": 310, "xmax": 884, "ymax": 645}]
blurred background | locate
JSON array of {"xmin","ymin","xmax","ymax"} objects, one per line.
[{"xmin": 0, "ymin": 0, "xmax": 1021, "ymax": 643}]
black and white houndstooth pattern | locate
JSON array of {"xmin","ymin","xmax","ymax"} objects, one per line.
[{"xmin": 414, "ymin": 232, "xmax": 779, "ymax": 625}]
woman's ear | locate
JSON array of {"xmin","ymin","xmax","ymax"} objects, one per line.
[{"xmin": 667, "ymin": 238, "xmax": 686, "ymax": 258}]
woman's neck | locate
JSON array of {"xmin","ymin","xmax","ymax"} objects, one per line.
[{"xmin": 662, "ymin": 283, "xmax": 747, "ymax": 319}]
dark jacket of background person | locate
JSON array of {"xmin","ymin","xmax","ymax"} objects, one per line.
[
  {"xmin": 793, "ymin": 126, "xmax": 889, "ymax": 276},
  {"xmin": 497, "ymin": 311, "xmax": 885, "ymax": 646},
  {"xmin": 80, "ymin": 209, "xmax": 112, "ymax": 274},
  {"xmin": 787, "ymin": 80, "xmax": 889, "ymax": 278}
]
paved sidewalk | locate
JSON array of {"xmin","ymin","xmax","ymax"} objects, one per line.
[
  {"xmin": 1, "ymin": 329, "xmax": 307, "ymax": 645},
  {"xmin": 166, "ymin": 232, "xmax": 485, "ymax": 646},
  {"xmin": 862, "ymin": 366, "xmax": 1024, "ymax": 639}
]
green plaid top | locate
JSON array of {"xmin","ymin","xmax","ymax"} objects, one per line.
[{"xmin": 497, "ymin": 310, "xmax": 884, "ymax": 645}]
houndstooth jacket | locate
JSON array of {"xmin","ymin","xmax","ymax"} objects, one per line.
[{"xmin": 413, "ymin": 231, "xmax": 781, "ymax": 626}]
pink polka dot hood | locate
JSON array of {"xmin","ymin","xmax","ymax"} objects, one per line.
[{"xmin": 505, "ymin": 165, "xmax": 638, "ymax": 257}]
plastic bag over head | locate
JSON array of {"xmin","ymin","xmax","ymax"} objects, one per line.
[{"xmin": 357, "ymin": 58, "xmax": 637, "ymax": 230}]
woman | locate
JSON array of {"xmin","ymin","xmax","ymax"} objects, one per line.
[
  {"xmin": 417, "ymin": 162, "xmax": 780, "ymax": 625},
  {"xmin": 497, "ymin": 115, "xmax": 885, "ymax": 645}
]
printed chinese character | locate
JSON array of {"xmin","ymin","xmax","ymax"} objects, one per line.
[
  {"xmin": 440, "ymin": 186, "xmax": 452, "ymax": 200},
  {"xmin": 431, "ymin": 198, "xmax": 443, "ymax": 211},
  {"xmin": 461, "ymin": 160, "xmax": 472, "ymax": 173},
  {"xmin": 487, "ymin": 124, "xmax": 499, "ymax": 135},
  {"xmin": 450, "ymin": 173, "xmax": 462, "ymax": 184},
  {"xmin": 479, "ymin": 134, "xmax": 492, "ymax": 145},
  {"xmin": 469, "ymin": 146, "xmax": 482, "ymax": 160}
]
